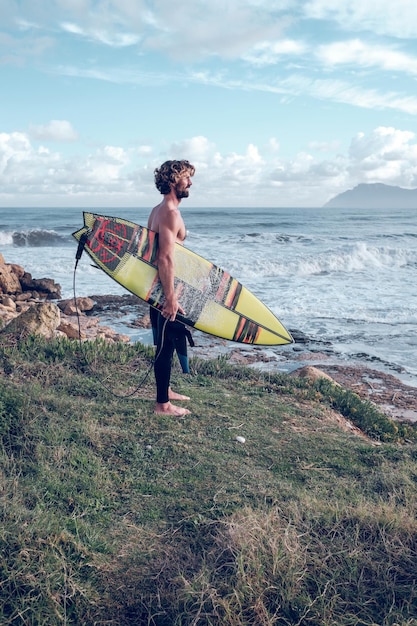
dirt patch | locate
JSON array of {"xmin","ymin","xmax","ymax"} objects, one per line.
[
  {"xmin": 189, "ymin": 332, "xmax": 417, "ymax": 425},
  {"xmin": 318, "ymin": 365, "xmax": 417, "ymax": 424}
]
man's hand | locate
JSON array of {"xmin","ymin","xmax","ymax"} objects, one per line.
[{"xmin": 161, "ymin": 296, "xmax": 185, "ymax": 322}]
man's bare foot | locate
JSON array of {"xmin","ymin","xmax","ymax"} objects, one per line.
[
  {"xmin": 154, "ymin": 401, "xmax": 191, "ymax": 416},
  {"xmin": 168, "ymin": 389, "xmax": 190, "ymax": 401}
]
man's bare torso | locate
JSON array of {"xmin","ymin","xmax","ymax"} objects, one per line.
[{"xmin": 147, "ymin": 201, "xmax": 186, "ymax": 245}]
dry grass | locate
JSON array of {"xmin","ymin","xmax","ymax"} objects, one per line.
[{"xmin": 1, "ymin": 334, "xmax": 417, "ymax": 625}]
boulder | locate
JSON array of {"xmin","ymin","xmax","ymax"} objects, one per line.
[
  {"xmin": 1, "ymin": 302, "xmax": 61, "ymax": 338},
  {"xmin": 58, "ymin": 314, "xmax": 100, "ymax": 341},
  {"xmin": 58, "ymin": 297, "xmax": 95, "ymax": 315},
  {"xmin": 9, "ymin": 263, "xmax": 25, "ymax": 280},
  {"xmin": 58, "ymin": 320, "xmax": 87, "ymax": 340},
  {"xmin": 15, "ymin": 292, "xmax": 33, "ymax": 302},
  {"xmin": 0, "ymin": 263, "xmax": 22, "ymax": 294},
  {"xmin": 20, "ymin": 273, "xmax": 61, "ymax": 299},
  {"xmin": 290, "ymin": 366, "xmax": 339, "ymax": 385},
  {"xmin": 131, "ymin": 312, "xmax": 151, "ymax": 328},
  {"xmin": 0, "ymin": 257, "xmax": 131, "ymax": 343},
  {"xmin": 0, "ymin": 296, "xmax": 16, "ymax": 312}
]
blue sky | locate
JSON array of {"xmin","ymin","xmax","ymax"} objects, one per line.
[{"xmin": 2, "ymin": 0, "xmax": 417, "ymax": 208}]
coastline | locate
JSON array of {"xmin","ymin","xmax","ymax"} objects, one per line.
[
  {"xmin": 90, "ymin": 294, "xmax": 417, "ymax": 424},
  {"xmin": 1, "ymin": 247, "xmax": 415, "ymax": 426}
]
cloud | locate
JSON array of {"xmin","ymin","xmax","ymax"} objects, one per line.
[
  {"xmin": 142, "ymin": 0, "xmax": 291, "ymax": 60},
  {"xmin": 3, "ymin": 0, "xmax": 291, "ymax": 59},
  {"xmin": 168, "ymin": 136, "xmax": 216, "ymax": 163},
  {"xmin": 308, "ymin": 140, "xmax": 341, "ymax": 152},
  {"xmin": 0, "ymin": 132, "xmax": 34, "ymax": 168},
  {"xmin": 80, "ymin": 146, "xmax": 131, "ymax": 185},
  {"xmin": 29, "ymin": 120, "xmax": 79, "ymax": 142},
  {"xmin": 0, "ymin": 131, "xmax": 63, "ymax": 193},
  {"xmin": 346, "ymin": 127, "xmax": 417, "ymax": 188},
  {"xmin": 2, "ymin": 128, "xmax": 417, "ymax": 207},
  {"xmin": 304, "ymin": 0, "xmax": 417, "ymax": 38},
  {"xmin": 60, "ymin": 21, "xmax": 140, "ymax": 47},
  {"xmin": 267, "ymin": 138, "xmax": 280, "ymax": 153},
  {"xmin": 281, "ymin": 75, "xmax": 417, "ymax": 115},
  {"xmin": 0, "ymin": 130, "xmax": 137, "ymax": 199},
  {"xmin": 162, "ymin": 128, "xmax": 417, "ymax": 203},
  {"xmin": 317, "ymin": 39, "xmax": 417, "ymax": 75},
  {"xmin": 0, "ymin": 31, "xmax": 54, "ymax": 66},
  {"xmin": 189, "ymin": 70, "xmax": 417, "ymax": 115},
  {"xmin": 57, "ymin": 58, "xmax": 412, "ymax": 120},
  {"xmin": 51, "ymin": 64, "xmax": 177, "ymax": 86},
  {"xmin": 350, "ymin": 126, "xmax": 417, "ymax": 160},
  {"xmin": 102, "ymin": 1, "xmax": 292, "ymax": 58},
  {"xmin": 242, "ymin": 39, "xmax": 307, "ymax": 66},
  {"xmin": 4, "ymin": 0, "xmax": 417, "ymax": 73}
]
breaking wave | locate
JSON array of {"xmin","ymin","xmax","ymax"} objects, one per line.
[
  {"xmin": 0, "ymin": 228, "xmax": 68, "ymax": 247},
  {"xmin": 291, "ymin": 242, "xmax": 414, "ymax": 276},
  {"xmin": 220, "ymin": 241, "xmax": 415, "ymax": 280}
]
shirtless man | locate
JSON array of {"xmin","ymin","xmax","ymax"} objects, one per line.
[{"xmin": 147, "ymin": 160, "xmax": 195, "ymax": 416}]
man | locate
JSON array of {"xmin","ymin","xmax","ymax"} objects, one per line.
[{"xmin": 148, "ymin": 159, "xmax": 195, "ymax": 416}]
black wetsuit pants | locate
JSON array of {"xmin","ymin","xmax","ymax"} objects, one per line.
[{"xmin": 150, "ymin": 307, "xmax": 193, "ymax": 404}]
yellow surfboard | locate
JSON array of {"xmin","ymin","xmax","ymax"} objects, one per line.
[{"xmin": 73, "ymin": 213, "xmax": 293, "ymax": 346}]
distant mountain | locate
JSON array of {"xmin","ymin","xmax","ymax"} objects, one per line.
[{"xmin": 324, "ymin": 183, "xmax": 417, "ymax": 209}]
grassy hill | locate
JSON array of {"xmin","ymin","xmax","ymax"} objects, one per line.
[{"xmin": 1, "ymin": 334, "xmax": 417, "ymax": 625}]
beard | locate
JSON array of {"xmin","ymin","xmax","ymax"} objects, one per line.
[{"xmin": 175, "ymin": 185, "xmax": 190, "ymax": 200}]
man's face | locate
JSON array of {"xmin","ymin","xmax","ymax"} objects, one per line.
[{"xmin": 174, "ymin": 174, "xmax": 193, "ymax": 200}]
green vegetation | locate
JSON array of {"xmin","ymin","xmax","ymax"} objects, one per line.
[{"xmin": 1, "ymin": 334, "xmax": 417, "ymax": 625}]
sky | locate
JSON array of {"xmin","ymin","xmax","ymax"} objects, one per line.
[{"xmin": 2, "ymin": 0, "xmax": 417, "ymax": 208}]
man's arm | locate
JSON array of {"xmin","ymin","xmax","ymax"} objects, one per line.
[{"xmin": 157, "ymin": 211, "xmax": 183, "ymax": 321}]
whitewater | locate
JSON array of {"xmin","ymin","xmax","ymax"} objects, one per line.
[{"xmin": 0, "ymin": 206, "xmax": 416, "ymax": 386}]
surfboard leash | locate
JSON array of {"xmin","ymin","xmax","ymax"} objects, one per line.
[
  {"xmin": 71, "ymin": 236, "xmax": 164, "ymax": 399},
  {"xmin": 74, "ymin": 230, "xmax": 89, "ymax": 270}
]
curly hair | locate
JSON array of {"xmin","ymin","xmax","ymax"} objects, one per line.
[{"xmin": 154, "ymin": 160, "xmax": 195, "ymax": 195}]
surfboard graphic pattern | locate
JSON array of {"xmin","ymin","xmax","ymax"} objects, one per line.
[{"xmin": 73, "ymin": 213, "xmax": 293, "ymax": 346}]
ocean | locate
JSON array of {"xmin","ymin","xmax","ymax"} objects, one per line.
[{"xmin": 0, "ymin": 206, "xmax": 416, "ymax": 386}]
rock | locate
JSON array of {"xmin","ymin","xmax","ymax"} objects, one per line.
[
  {"xmin": 0, "ymin": 257, "xmax": 131, "ymax": 344},
  {"xmin": 289, "ymin": 329, "xmax": 310, "ymax": 344},
  {"xmin": 90, "ymin": 293, "xmax": 141, "ymax": 309},
  {"xmin": 0, "ymin": 309, "xmax": 17, "ymax": 328},
  {"xmin": 15, "ymin": 292, "xmax": 33, "ymax": 302},
  {"xmin": 58, "ymin": 320, "xmax": 87, "ymax": 340},
  {"xmin": 1, "ymin": 302, "xmax": 61, "ymax": 338},
  {"xmin": 58, "ymin": 297, "xmax": 95, "ymax": 315},
  {"xmin": 9, "ymin": 263, "xmax": 25, "ymax": 280},
  {"xmin": 0, "ymin": 262, "xmax": 23, "ymax": 294},
  {"xmin": 20, "ymin": 273, "xmax": 61, "ymax": 299},
  {"xmin": 290, "ymin": 365, "xmax": 340, "ymax": 385},
  {"xmin": 58, "ymin": 314, "xmax": 99, "ymax": 340},
  {"xmin": 131, "ymin": 312, "xmax": 151, "ymax": 328},
  {"xmin": 56, "ymin": 314, "xmax": 129, "ymax": 343},
  {"xmin": 0, "ymin": 256, "xmax": 44, "ymax": 296},
  {"xmin": 0, "ymin": 296, "xmax": 16, "ymax": 312}
]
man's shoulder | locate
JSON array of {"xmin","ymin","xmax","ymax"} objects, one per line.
[{"xmin": 162, "ymin": 202, "xmax": 183, "ymax": 222}]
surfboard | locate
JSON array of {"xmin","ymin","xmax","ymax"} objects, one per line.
[{"xmin": 72, "ymin": 213, "xmax": 293, "ymax": 346}]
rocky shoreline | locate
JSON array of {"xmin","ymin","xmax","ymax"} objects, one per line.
[
  {"xmin": 0, "ymin": 254, "xmax": 131, "ymax": 343},
  {"xmin": 1, "ymin": 255, "xmax": 416, "ymax": 424}
]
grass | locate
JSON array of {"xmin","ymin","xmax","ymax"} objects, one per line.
[{"xmin": 1, "ymin": 333, "xmax": 417, "ymax": 625}]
